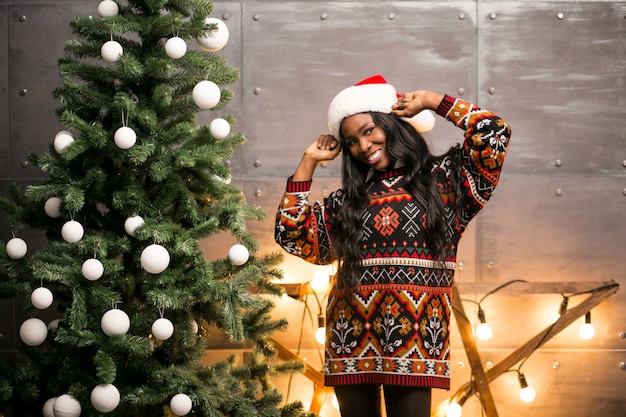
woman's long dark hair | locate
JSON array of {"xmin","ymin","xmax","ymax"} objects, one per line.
[{"xmin": 332, "ymin": 112, "xmax": 463, "ymax": 288}]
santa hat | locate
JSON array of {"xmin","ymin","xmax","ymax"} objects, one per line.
[{"xmin": 327, "ymin": 74, "xmax": 435, "ymax": 139}]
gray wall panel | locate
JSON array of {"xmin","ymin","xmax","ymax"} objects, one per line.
[{"xmin": 0, "ymin": 5, "xmax": 9, "ymax": 177}]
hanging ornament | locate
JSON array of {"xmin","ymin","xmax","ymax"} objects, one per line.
[
  {"xmin": 165, "ymin": 36, "xmax": 187, "ymax": 59},
  {"xmin": 192, "ymin": 80, "xmax": 221, "ymax": 109},
  {"xmin": 31, "ymin": 287, "xmax": 54, "ymax": 310},
  {"xmin": 48, "ymin": 318, "xmax": 63, "ymax": 332},
  {"xmin": 140, "ymin": 244, "xmax": 170, "ymax": 274},
  {"xmin": 54, "ymin": 131, "xmax": 74, "ymax": 153},
  {"xmin": 124, "ymin": 215, "xmax": 144, "ymax": 236},
  {"xmin": 197, "ymin": 17, "xmax": 229, "ymax": 52},
  {"xmin": 82, "ymin": 258, "xmax": 104, "ymax": 281},
  {"xmin": 90, "ymin": 384, "xmax": 120, "ymax": 413},
  {"xmin": 101, "ymin": 40, "xmax": 123, "ymax": 63},
  {"xmin": 209, "ymin": 117, "xmax": 230, "ymax": 139},
  {"xmin": 44, "ymin": 196, "xmax": 63, "ymax": 218},
  {"xmin": 152, "ymin": 317, "xmax": 174, "ymax": 340},
  {"xmin": 43, "ymin": 397, "xmax": 57, "ymax": 417},
  {"xmin": 101, "ymin": 309, "xmax": 130, "ymax": 336},
  {"xmin": 52, "ymin": 394, "xmax": 82, "ymax": 417},
  {"xmin": 191, "ymin": 320, "xmax": 199, "ymax": 334},
  {"xmin": 228, "ymin": 244, "xmax": 249, "ymax": 266},
  {"xmin": 169, "ymin": 393, "xmax": 193, "ymax": 416},
  {"xmin": 114, "ymin": 126, "xmax": 136, "ymax": 149},
  {"xmin": 97, "ymin": 0, "xmax": 119, "ymax": 18},
  {"xmin": 5, "ymin": 237, "xmax": 28, "ymax": 259},
  {"xmin": 61, "ymin": 220, "xmax": 84, "ymax": 243},
  {"xmin": 19, "ymin": 318, "xmax": 48, "ymax": 346}
]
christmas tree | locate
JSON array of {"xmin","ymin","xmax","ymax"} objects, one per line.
[{"xmin": 0, "ymin": 1, "xmax": 310, "ymax": 416}]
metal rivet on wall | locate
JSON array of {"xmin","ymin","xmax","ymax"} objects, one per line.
[
  {"xmin": 556, "ymin": 188, "xmax": 563, "ymax": 196},
  {"xmin": 253, "ymin": 159, "xmax": 262, "ymax": 167},
  {"xmin": 555, "ymin": 158, "xmax": 562, "ymax": 167},
  {"xmin": 619, "ymin": 331, "xmax": 626, "ymax": 339},
  {"xmin": 458, "ymin": 361, "xmax": 466, "ymax": 369},
  {"xmin": 224, "ymin": 159, "xmax": 231, "ymax": 168},
  {"xmin": 253, "ymin": 87, "xmax": 261, "ymax": 95},
  {"xmin": 489, "ymin": 12, "xmax": 497, "ymax": 20},
  {"xmin": 388, "ymin": 13, "xmax": 396, "ymax": 20},
  {"xmin": 21, "ymin": 160, "xmax": 29, "ymax": 168},
  {"xmin": 253, "ymin": 14, "xmax": 261, "ymax": 21},
  {"xmin": 457, "ymin": 88, "xmax": 465, "ymax": 96},
  {"xmin": 620, "ymin": 362, "xmax": 626, "ymax": 370},
  {"xmin": 18, "ymin": 15, "xmax": 27, "ymax": 22},
  {"xmin": 485, "ymin": 361, "xmax": 493, "ymax": 369},
  {"xmin": 20, "ymin": 89, "xmax": 27, "ymax": 96},
  {"xmin": 222, "ymin": 13, "xmax": 230, "ymax": 21},
  {"xmin": 556, "ymin": 12, "xmax": 564, "ymax": 20},
  {"xmin": 552, "ymin": 361, "xmax": 560, "ymax": 369},
  {"xmin": 623, "ymin": 188, "xmax": 626, "ymax": 196},
  {"xmin": 320, "ymin": 13, "xmax": 328, "ymax": 20},
  {"xmin": 622, "ymin": 160, "xmax": 626, "ymax": 167},
  {"xmin": 488, "ymin": 87, "xmax": 496, "ymax": 95},
  {"xmin": 320, "ymin": 162, "xmax": 327, "ymax": 168},
  {"xmin": 254, "ymin": 188, "xmax": 262, "ymax": 198},
  {"xmin": 322, "ymin": 187, "xmax": 329, "ymax": 198},
  {"xmin": 458, "ymin": 13, "xmax": 466, "ymax": 20},
  {"xmin": 487, "ymin": 260, "xmax": 494, "ymax": 269},
  {"xmin": 457, "ymin": 261, "xmax": 464, "ymax": 271}
]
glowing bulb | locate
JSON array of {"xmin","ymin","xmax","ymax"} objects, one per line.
[
  {"xmin": 476, "ymin": 322, "xmax": 493, "ymax": 340},
  {"xmin": 445, "ymin": 402, "xmax": 463, "ymax": 417},
  {"xmin": 579, "ymin": 312, "xmax": 595, "ymax": 339},
  {"xmin": 331, "ymin": 393, "xmax": 339, "ymax": 410},
  {"xmin": 315, "ymin": 326, "xmax": 326, "ymax": 344},
  {"xmin": 518, "ymin": 373, "xmax": 536, "ymax": 403},
  {"xmin": 311, "ymin": 271, "xmax": 330, "ymax": 292}
]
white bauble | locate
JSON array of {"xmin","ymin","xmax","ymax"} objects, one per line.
[
  {"xmin": 61, "ymin": 220, "xmax": 84, "ymax": 243},
  {"xmin": 228, "ymin": 244, "xmax": 249, "ymax": 266},
  {"xmin": 411, "ymin": 109, "xmax": 436, "ymax": 133},
  {"xmin": 192, "ymin": 80, "xmax": 221, "ymax": 109},
  {"xmin": 209, "ymin": 117, "xmax": 230, "ymax": 139},
  {"xmin": 114, "ymin": 126, "xmax": 136, "ymax": 149},
  {"xmin": 97, "ymin": 0, "xmax": 119, "ymax": 18},
  {"xmin": 101, "ymin": 40, "xmax": 123, "ymax": 63},
  {"xmin": 19, "ymin": 318, "xmax": 48, "ymax": 346},
  {"xmin": 54, "ymin": 131, "xmax": 74, "ymax": 153},
  {"xmin": 48, "ymin": 318, "xmax": 63, "ymax": 331},
  {"xmin": 165, "ymin": 36, "xmax": 187, "ymax": 59},
  {"xmin": 53, "ymin": 394, "xmax": 82, "ymax": 417},
  {"xmin": 197, "ymin": 17, "xmax": 229, "ymax": 52},
  {"xmin": 101, "ymin": 309, "xmax": 130, "ymax": 336},
  {"xmin": 191, "ymin": 319, "xmax": 199, "ymax": 334},
  {"xmin": 43, "ymin": 397, "xmax": 58, "ymax": 417},
  {"xmin": 90, "ymin": 384, "xmax": 120, "ymax": 413},
  {"xmin": 44, "ymin": 197, "xmax": 63, "ymax": 218},
  {"xmin": 124, "ymin": 215, "xmax": 144, "ymax": 236},
  {"xmin": 169, "ymin": 393, "xmax": 193, "ymax": 416},
  {"xmin": 31, "ymin": 287, "xmax": 54, "ymax": 309},
  {"xmin": 6, "ymin": 237, "xmax": 28, "ymax": 259},
  {"xmin": 140, "ymin": 244, "xmax": 170, "ymax": 274},
  {"xmin": 82, "ymin": 258, "xmax": 104, "ymax": 281},
  {"xmin": 152, "ymin": 317, "xmax": 174, "ymax": 340}
]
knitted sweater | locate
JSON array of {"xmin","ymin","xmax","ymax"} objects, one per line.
[{"xmin": 275, "ymin": 95, "xmax": 511, "ymax": 389}]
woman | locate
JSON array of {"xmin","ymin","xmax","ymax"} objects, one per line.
[{"xmin": 274, "ymin": 75, "xmax": 511, "ymax": 417}]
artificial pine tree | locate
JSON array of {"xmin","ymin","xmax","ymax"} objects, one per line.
[{"xmin": 0, "ymin": 1, "xmax": 311, "ymax": 416}]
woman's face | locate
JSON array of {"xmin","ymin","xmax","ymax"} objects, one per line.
[{"xmin": 340, "ymin": 113, "xmax": 392, "ymax": 171}]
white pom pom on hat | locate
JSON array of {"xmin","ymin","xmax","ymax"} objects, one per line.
[{"xmin": 327, "ymin": 74, "xmax": 435, "ymax": 139}]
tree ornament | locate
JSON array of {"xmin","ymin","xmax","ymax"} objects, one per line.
[
  {"xmin": 82, "ymin": 258, "xmax": 104, "ymax": 281},
  {"xmin": 114, "ymin": 126, "xmax": 136, "ymax": 149},
  {"xmin": 197, "ymin": 17, "xmax": 229, "ymax": 52},
  {"xmin": 140, "ymin": 244, "xmax": 170, "ymax": 274},
  {"xmin": 6, "ymin": 237, "xmax": 28, "ymax": 259},
  {"xmin": 152, "ymin": 317, "xmax": 174, "ymax": 340},
  {"xmin": 228, "ymin": 244, "xmax": 249, "ymax": 266},
  {"xmin": 101, "ymin": 309, "xmax": 130, "ymax": 336},
  {"xmin": 169, "ymin": 393, "xmax": 193, "ymax": 416},
  {"xmin": 44, "ymin": 196, "xmax": 63, "ymax": 218},
  {"xmin": 48, "ymin": 319, "xmax": 63, "ymax": 331},
  {"xmin": 54, "ymin": 131, "xmax": 74, "ymax": 153},
  {"xmin": 209, "ymin": 117, "xmax": 230, "ymax": 139},
  {"xmin": 191, "ymin": 319, "xmax": 199, "ymax": 334},
  {"xmin": 124, "ymin": 215, "xmax": 144, "ymax": 236},
  {"xmin": 192, "ymin": 80, "xmax": 221, "ymax": 109},
  {"xmin": 19, "ymin": 318, "xmax": 48, "ymax": 346},
  {"xmin": 90, "ymin": 384, "xmax": 120, "ymax": 413},
  {"xmin": 165, "ymin": 36, "xmax": 187, "ymax": 59},
  {"xmin": 61, "ymin": 220, "xmax": 84, "ymax": 243},
  {"xmin": 53, "ymin": 394, "xmax": 82, "ymax": 417},
  {"xmin": 43, "ymin": 397, "xmax": 57, "ymax": 417},
  {"xmin": 31, "ymin": 287, "xmax": 54, "ymax": 310},
  {"xmin": 97, "ymin": 0, "xmax": 119, "ymax": 18},
  {"xmin": 101, "ymin": 40, "xmax": 123, "ymax": 63}
]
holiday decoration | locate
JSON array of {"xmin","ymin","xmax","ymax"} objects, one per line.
[
  {"xmin": 43, "ymin": 397, "xmax": 57, "ymax": 417},
  {"xmin": 169, "ymin": 393, "xmax": 193, "ymax": 416},
  {"xmin": 192, "ymin": 80, "xmax": 221, "ymax": 109},
  {"xmin": 97, "ymin": 0, "xmax": 119, "ymax": 18},
  {"xmin": 228, "ymin": 243, "xmax": 249, "ymax": 266},
  {"xmin": 90, "ymin": 383, "xmax": 121, "ymax": 412},
  {"xmin": 101, "ymin": 40, "xmax": 123, "ymax": 63},
  {"xmin": 81, "ymin": 258, "xmax": 104, "ymax": 281},
  {"xmin": 53, "ymin": 131, "xmax": 74, "ymax": 153},
  {"xmin": 48, "ymin": 319, "xmax": 62, "ymax": 331},
  {"xmin": 52, "ymin": 394, "xmax": 82, "ymax": 417},
  {"xmin": 197, "ymin": 17, "xmax": 229, "ymax": 52},
  {"xmin": 152, "ymin": 317, "xmax": 174, "ymax": 340},
  {"xmin": 209, "ymin": 117, "xmax": 230, "ymax": 139},
  {"xmin": 101, "ymin": 309, "xmax": 130, "ymax": 336},
  {"xmin": 31, "ymin": 287, "xmax": 54, "ymax": 310},
  {"xmin": 114, "ymin": 126, "xmax": 137, "ymax": 149},
  {"xmin": 165, "ymin": 36, "xmax": 187, "ymax": 59},
  {"xmin": 140, "ymin": 243, "xmax": 170, "ymax": 274},
  {"xmin": 5, "ymin": 237, "xmax": 28, "ymax": 259},
  {"xmin": 44, "ymin": 196, "xmax": 63, "ymax": 218},
  {"xmin": 123, "ymin": 215, "xmax": 144, "ymax": 236},
  {"xmin": 19, "ymin": 318, "xmax": 48, "ymax": 346},
  {"xmin": 61, "ymin": 220, "xmax": 84, "ymax": 243}
]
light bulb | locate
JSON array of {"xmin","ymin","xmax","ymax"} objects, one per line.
[
  {"xmin": 445, "ymin": 402, "xmax": 463, "ymax": 417},
  {"xmin": 311, "ymin": 271, "xmax": 330, "ymax": 292},
  {"xmin": 315, "ymin": 315, "xmax": 326, "ymax": 344},
  {"xmin": 579, "ymin": 311, "xmax": 595, "ymax": 340},
  {"xmin": 331, "ymin": 393, "xmax": 339, "ymax": 410},
  {"xmin": 476, "ymin": 307, "xmax": 492, "ymax": 340},
  {"xmin": 518, "ymin": 373, "xmax": 536, "ymax": 403}
]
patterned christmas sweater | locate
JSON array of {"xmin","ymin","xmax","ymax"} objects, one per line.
[{"xmin": 275, "ymin": 95, "xmax": 511, "ymax": 389}]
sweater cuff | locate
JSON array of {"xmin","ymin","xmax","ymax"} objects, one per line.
[
  {"xmin": 435, "ymin": 94, "xmax": 456, "ymax": 118},
  {"xmin": 286, "ymin": 176, "xmax": 312, "ymax": 193}
]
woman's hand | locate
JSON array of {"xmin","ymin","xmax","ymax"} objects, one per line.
[
  {"xmin": 391, "ymin": 90, "xmax": 444, "ymax": 118},
  {"xmin": 292, "ymin": 134, "xmax": 341, "ymax": 181}
]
